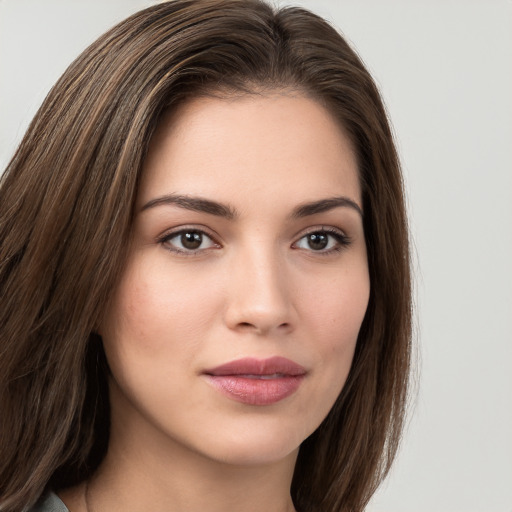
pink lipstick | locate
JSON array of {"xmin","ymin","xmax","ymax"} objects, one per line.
[{"xmin": 203, "ymin": 357, "xmax": 306, "ymax": 406}]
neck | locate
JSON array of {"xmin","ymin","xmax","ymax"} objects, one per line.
[
  {"xmin": 88, "ymin": 442, "xmax": 297, "ymax": 512},
  {"xmin": 85, "ymin": 392, "xmax": 298, "ymax": 512},
  {"xmin": 88, "ymin": 453, "xmax": 297, "ymax": 512}
]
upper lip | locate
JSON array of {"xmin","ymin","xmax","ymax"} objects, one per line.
[{"xmin": 204, "ymin": 356, "xmax": 306, "ymax": 377}]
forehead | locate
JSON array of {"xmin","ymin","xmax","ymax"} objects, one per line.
[{"xmin": 139, "ymin": 93, "xmax": 361, "ymax": 211}]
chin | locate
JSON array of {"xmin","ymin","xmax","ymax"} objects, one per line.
[
  {"xmin": 205, "ymin": 438, "xmax": 300, "ymax": 467},
  {"xmin": 177, "ymin": 416, "xmax": 311, "ymax": 468}
]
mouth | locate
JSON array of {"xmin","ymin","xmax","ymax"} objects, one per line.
[{"xmin": 202, "ymin": 357, "xmax": 306, "ymax": 406}]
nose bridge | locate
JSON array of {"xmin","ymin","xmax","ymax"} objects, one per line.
[{"xmin": 225, "ymin": 239, "xmax": 293, "ymax": 334}]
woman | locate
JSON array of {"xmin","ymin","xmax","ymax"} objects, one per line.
[{"xmin": 0, "ymin": 1, "xmax": 412, "ymax": 511}]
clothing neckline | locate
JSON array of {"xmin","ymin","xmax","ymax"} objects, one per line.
[{"xmin": 32, "ymin": 491, "xmax": 70, "ymax": 512}]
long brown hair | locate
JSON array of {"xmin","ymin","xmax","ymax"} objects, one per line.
[{"xmin": 0, "ymin": 1, "xmax": 412, "ymax": 511}]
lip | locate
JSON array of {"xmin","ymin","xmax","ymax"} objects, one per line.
[{"xmin": 203, "ymin": 357, "xmax": 307, "ymax": 406}]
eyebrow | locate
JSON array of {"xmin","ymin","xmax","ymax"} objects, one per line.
[
  {"xmin": 292, "ymin": 196, "xmax": 363, "ymax": 218},
  {"xmin": 141, "ymin": 194, "xmax": 237, "ymax": 219},
  {"xmin": 140, "ymin": 194, "xmax": 362, "ymax": 219}
]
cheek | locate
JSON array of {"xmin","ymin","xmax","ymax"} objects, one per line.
[
  {"xmin": 103, "ymin": 257, "xmax": 222, "ymax": 356},
  {"xmin": 287, "ymin": 266, "xmax": 369, "ymax": 441},
  {"xmin": 300, "ymin": 266, "xmax": 370, "ymax": 375},
  {"xmin": 304, "ymin": 268, "xmax": 369, "ymax": 337}
]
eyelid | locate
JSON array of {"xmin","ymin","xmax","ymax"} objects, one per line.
[
  {"xmin": 156, "ymin": 224, "xmax": 220, "ymax": 240},
  {"xmin": 293, "ymin": 225, "xmax": 349, "ymax": 241},
  {"xmin": 156, "ymin": 225, "xmax": 222, "ymax": 255},
  {"xmin": 292, "ymin": 226, "xmax": 352, "ymax": 254},
  {"xmin": 155, "ymin": 224, "xmax": 351, "ymax": 256}
]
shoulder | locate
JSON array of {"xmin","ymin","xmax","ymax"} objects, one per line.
[{"xmin": 29, "ymin": 492, "xmax": 70, "ymax": 512}]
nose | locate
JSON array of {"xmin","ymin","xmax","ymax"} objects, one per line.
[{"xmin": 223, "ymin": 245, "xmax": 295, "ymax": 336}]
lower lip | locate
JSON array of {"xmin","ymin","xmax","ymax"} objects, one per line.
[{"xmin": 204, "ymin": 375, "xmax": 304, "ymax": 405}]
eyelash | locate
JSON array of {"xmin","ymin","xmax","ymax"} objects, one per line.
[
  {"xmin": 157, "ymin": 226, "xmax": 220, "ymax": 257},
  {"xmin": 157, "ymin": 226, "xmax": 351, "ymax": 256},
  {"xmin": 293, "ymin": 227, "xmax": 352, "ymax": 256}
]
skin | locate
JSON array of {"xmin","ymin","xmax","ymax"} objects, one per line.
[{"xmin": 61, "ymin": 92, "xmax": 370, "ymax": 512}]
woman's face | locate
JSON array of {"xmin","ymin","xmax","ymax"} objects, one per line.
[{"xmin": 100, "ymin": 92, "xmax": 370, "ymax": 467}]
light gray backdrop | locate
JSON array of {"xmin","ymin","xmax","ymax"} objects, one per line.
[{"xmin": 1, "ymin": 1, "xmax": 511, "ymax": 511}]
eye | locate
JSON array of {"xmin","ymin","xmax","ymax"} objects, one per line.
[
  {"xmin": 159, "ymin": 229, "xmax": 219, "ymax": 254},
  {"xmin": 293, "ymin": 229, "xmax": 350, "ymax": 254}
]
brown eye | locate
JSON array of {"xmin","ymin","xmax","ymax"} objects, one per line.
[
  {"xmin": 294, "ymin": 229, "xmax": 351, "ymax": 254},
  {"xmin": 306, "ymin": 233, "xmax": 328, "ymax": 251},
  {"xmin": 181, "ymin": 231, "xmax": 203, "ymax": 250},
  {"xmin": 161, "ymin": 229, "xmax": 218, "ymax": 254}
]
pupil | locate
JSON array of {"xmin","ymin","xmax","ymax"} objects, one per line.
[
  {"xmin": 181, "ymin": 231, "xmax": 202, "ymax": 250},
  {"xmin": 308, "ymin": 233, "xmax": 328, "ymax": 250}
]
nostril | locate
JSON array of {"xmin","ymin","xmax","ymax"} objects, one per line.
[{"xmin": 235, "ymin": 321, "xmax": 290, "ymax": 333}]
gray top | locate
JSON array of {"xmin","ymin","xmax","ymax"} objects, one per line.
[{"xmin": 29, "ymin": 492, "xmax": 69, "ymax": 512}]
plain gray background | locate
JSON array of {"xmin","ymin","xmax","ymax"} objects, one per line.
[{"xmin": 1, "ymin": 1, "xmax": 511, "ymax": 511}]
